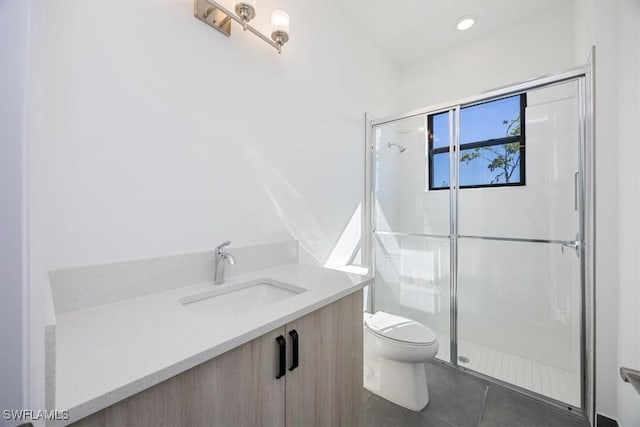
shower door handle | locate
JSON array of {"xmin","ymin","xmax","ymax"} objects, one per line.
[
  {"xmin": 561, "ymin": 234, "xmax": 581, "ymax": 257},
  {"xmin": 574, "ymin": 171, "xmax": 579, "ymax": 211}
]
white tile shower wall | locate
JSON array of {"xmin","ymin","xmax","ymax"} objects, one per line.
[
  {"xmin": 49, "ymin": 240, "xmax": 298, "ymax": 314},
  {"xmin": 373, "ymin": 118, "xmax": 453, "ymax": 361},
  {"xmin": 29, "ymin": 0, "xmax": 398, "ymax": 275},
  {"xmin": 374, "ymin": 234, "xmax": 451, "ymax": 361},
  {"xmin": 374, "ymin": 125, "xmax": 403, "ymax": 232},
  {"xmin": 457, "ymin": 240, "xmax": 580, "ymax": 372}
]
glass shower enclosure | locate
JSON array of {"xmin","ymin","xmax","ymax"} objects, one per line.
[{"xmin": 365, "ymin": 68, "xmax": 594, "ymax": 414}]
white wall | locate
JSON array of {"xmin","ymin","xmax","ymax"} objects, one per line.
[
  {"xmin": 395, "ymin": 1, "xmax": 578, "ymax": 112},
  {"xmin": 586, "ymin": 3, "xmax": 621, "ymax": 419},
  {"xmin": 0, "ymin": 1, "xmax": 30, "ymax": 424},
  {"xmin": 30, "ymin": 0, "xmax": 397, "ymax": 272},
  {"xmin": 615, "ymin": 2, "xmax": 640, "ymax": 425},
  {"xmin": 573, "ymin": 0, "xmax": 618, "ymax": 420},
  {"xmin": 27, "ymin": 0, "xmax": 397, "ymax": 415},
  {"xmin": 574, "ymin": 1, "xmax": 640, "ymax": 424}
]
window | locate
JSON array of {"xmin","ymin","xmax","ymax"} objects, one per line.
[{"xmin": 428, "ymin": 94, "xmax": 526, "ymax": 190}]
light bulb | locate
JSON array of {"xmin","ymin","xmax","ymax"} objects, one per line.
[{"xmin": 457, "ymin": 17, "xmax": 475, "ymax": 31}]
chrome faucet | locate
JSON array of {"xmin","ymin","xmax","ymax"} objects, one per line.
[{"xmin": 214, "ymin": 241, "xmax": 236, "ymax": 285}]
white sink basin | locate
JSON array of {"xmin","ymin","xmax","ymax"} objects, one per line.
[{"xmin": 179, "ymin": 278, "xmax": 306, "ymax": 312}]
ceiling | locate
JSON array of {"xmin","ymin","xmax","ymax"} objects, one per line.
[{"xmin": 341, "ymin": 0, "xmax": 564, "ymax": 66}]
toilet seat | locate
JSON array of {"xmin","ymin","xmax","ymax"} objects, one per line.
[{"xmin": 364, "ymin": 311, "xmax": 437, "ymax": 346}]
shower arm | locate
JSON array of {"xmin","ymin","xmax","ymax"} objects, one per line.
[{"xmin": 387, "ymin": 142, "xmax": 406, "ymax": 153}]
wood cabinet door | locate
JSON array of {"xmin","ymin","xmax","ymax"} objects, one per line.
[
  {"xmin": 72, "ymin": 327, "xmax": 286, "ymax": 427},
  {"xmin": 285, "ymin": 291, "xmax": 363, "ymax": 427}
]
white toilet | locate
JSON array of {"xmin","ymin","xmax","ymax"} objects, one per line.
[{"xmin": 363, "ymin": 311, "xmax": 439, "ymax": 411}]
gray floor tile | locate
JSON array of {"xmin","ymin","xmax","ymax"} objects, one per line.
[
  {"xmin": 363, "ymin": 362, "xmax": 590, "ymax": 427},
  {"xmin": 478, "ymin": 385, "xmax": 589, "ymax": 427},
  {"xmin": 364, "ymin": 389, "xmax": 373, "ymax": 403},
  {"xmin": 424, "ymin": 362, "xmax": 489, "ymax": 427},
  {"xmin": 363, "ymin": 390, "xmax": 454, "ymax": 427}
]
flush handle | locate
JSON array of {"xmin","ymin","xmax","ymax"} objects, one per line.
[
  {"xmin": 289, "ymin": 330, "xmax": 299, "ymax": 371},
  {"xmin": 275, "ymin": 335, "xmax": 286, "ymax": 379}
]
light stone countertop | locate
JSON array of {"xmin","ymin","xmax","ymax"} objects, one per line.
[{"xmin": 54, "ymin": 263, "xmax": 372, "ymax": 425}]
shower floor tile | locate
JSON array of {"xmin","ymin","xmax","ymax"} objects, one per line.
[{"xmin": 436, "ymin": 336, "xmax": 581, "ymax": 407}]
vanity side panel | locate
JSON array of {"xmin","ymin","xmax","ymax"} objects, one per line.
[
  {"xmin": 70, "ymin": 327, "xmax": 286, "ymax": 427},
  {"xmin": 285, "ymin": 290, "xmax": 364, "ymax": 427}
]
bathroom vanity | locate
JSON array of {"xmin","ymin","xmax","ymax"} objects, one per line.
[
  {"xmin": 47, "ymin": 241, "xmax": 371, "ymax": 426},
  {"xmin": 71, "ymin": 290, "xmax": 362, "ymax": 427}
]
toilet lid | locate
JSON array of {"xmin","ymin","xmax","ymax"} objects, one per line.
[{"xmin": 365, "ymin": 311, "xmax": 437, "ymax": 345}]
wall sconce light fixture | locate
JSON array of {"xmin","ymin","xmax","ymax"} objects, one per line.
[{"xmin": 195, "ymin": 0, "xmax": 290, "ymax": 54}]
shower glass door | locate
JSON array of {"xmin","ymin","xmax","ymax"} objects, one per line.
[
  {"xmin": 372, "ymin": 112, "xmax": 453, "ymax": 363},
  {"xmin": 369, "ymin": 74, "xmax": 589, "ymax": 410},
  {"xmin": 456, "ymin": 80, "xmax": 583, "ymax": 407}
]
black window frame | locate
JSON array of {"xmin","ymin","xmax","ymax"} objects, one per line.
[{"xmin": 428, "ymin": 93, "xmax": 527, "ymax": 190}]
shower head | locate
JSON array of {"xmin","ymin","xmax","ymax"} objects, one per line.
[{"xmin": 388, "ymin": 142, "xmax": 407, "ymax": 153}]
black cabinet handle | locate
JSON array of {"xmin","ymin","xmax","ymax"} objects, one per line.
[
  {"xmin": 275, "ymin": 335, "xmax": 286, "ymax": 379},
  {"xmin": 289, "ymin": 329, "xmax": 299, "ymax": 371}
]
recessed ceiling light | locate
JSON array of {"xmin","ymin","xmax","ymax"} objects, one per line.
[{"xmin": 457, "ymin": 17, "xmax": 475, "ymax": 31}]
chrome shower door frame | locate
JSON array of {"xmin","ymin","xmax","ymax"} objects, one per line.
[{"xmin": 364, "ymin": 65, "xmax": 595, "ymax": 419}]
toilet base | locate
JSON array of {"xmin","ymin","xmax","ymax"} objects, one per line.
[{"xmin": 364, "ymin": 357, "xmax": 430, "ymax": 412}]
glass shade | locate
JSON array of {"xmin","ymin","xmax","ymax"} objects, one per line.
[{"xmin": 270, "ymin": 9, "xmax": 289, "ymax": 34}]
